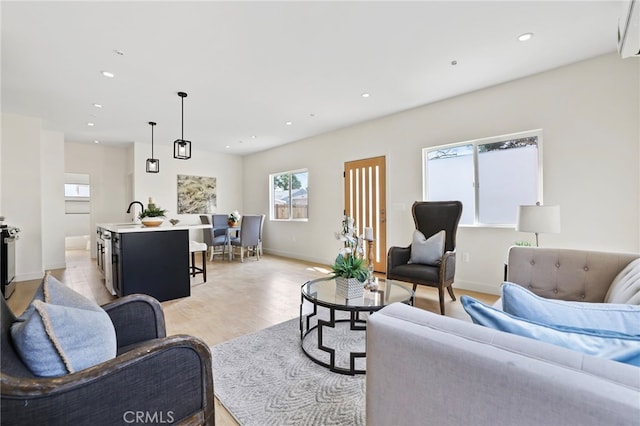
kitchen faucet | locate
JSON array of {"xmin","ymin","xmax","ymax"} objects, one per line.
[
  {"xmin": 126, "ymin": 201, "xmax": 144, "ymax": 223},
  {"xmin": 126, "ymin": 201, "xmax": 144, "ymax": 214}
]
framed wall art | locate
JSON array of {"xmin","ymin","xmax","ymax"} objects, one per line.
[{"xmin": 177, "ymin": 174, "xmax": 217, "ymax": 214}]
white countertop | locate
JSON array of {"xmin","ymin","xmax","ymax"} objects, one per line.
[{"xmin": 97, "ymin": 222, "xmax": 211, "ymax": 234}]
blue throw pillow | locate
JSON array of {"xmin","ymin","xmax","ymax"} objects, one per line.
[
  {"xmin": 11, "ymin": 300, "xmax": 117, "ymax": 377},
  {"xmin": 501, "ymin": 282, "xmax": 640, "ymax": 336},
  {"xmin": 11, "ymin": 273, "xmax": 117, "ymax": 377},
  {"xmin": 461, "ymin": 295, "xmax": 640, "ymax": 366}
]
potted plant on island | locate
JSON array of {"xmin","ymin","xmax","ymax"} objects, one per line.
[
  {"xmin": 139, "ymin": 198, "xmax": 167, "ymax": 227},
  {"xmin": 330, "ymin": 215, "xmax": 368, "ymax": 298}
]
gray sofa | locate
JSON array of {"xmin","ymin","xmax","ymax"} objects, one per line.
[{"xmin": 366, "ymin": 247, "xmax": 640, "ymax": 426}]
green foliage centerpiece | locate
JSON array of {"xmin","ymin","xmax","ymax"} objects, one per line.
[
  {"xmin": 139, "ymin": 198, "xmax": 167, "ymax": 227},
  {"xmin": 331, "ymin": 215, "xmax": 368, "ymax": 298}
]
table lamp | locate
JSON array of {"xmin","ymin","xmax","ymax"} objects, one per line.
[{"xmin": 516, "ymin": 202, "xmax": 560, "ymax": 247}]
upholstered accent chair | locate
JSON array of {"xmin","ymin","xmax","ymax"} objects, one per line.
[
  {"xmin": 1, "ymin": 294, "xmax": 214, "ymax": 425},
  {"xmin": 387, "ymin": 201, "xmax": 463, "ymax": 315}
]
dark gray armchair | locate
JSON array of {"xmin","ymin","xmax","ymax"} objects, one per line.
[
  {"xmin": 1, "ymin": 294, "xmax": 214, "ymax": 425},
  {"xmin": 387, "ymin": 201, "xmax": 463, "ymax": 315}
]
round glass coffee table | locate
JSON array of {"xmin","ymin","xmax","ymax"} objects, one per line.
[{"xmin": 300, "ymin": 276, "xmax": 413, "ymax": 375}]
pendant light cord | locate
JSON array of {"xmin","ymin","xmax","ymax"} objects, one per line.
[{"xmin": 149, "ymin": 121, "xmax": 156, "ymax": 158}]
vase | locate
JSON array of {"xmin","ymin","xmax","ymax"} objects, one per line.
[
  {"xmin": 228, "ymin": 220, "xmax": 237, "ymax": 227},
  {"xmin": 335, "ymin": 276, "xmax": 364, "ymax": 299},
  {"xmin": 141, "ymin": 217, "xmax": 164, "ymax": 227}
]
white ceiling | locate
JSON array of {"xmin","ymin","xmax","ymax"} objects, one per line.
[{"xmin": 1, "ymin": 1, "xmax": 626, "ymax": 155}]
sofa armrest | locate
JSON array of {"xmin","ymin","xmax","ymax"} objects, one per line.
[
  {"xmin": 102, "ymin": 294, "xmax": 166, "ymax": 348},
  {"xmin": 1, "ymin": 335, "xmax": 214, "ymax": 426}
]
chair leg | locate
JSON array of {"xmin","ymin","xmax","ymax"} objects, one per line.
[
  {"xmin": 201, "ymin": 251, "xmax": 207, "ymax": 282},
  {"xmin": 190, "ymin": 252, "xmax": 196, "ymax": 277},
  {"xmin": 447, "ymin": 285, "xmax": 456, "ymax": 301},
  {"xmin": 438, "ymin": 287, "xmax": 445, "ymax": 315}
]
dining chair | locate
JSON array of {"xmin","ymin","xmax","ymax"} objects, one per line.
[
  {"xmin": 230, "ymin": 214, "xmax": 262, "ymax": 262},
  {"xmin": 258, "ymin": 214, "xmax": 266, "ymax": 256},
  {"xmin": 199, "ymin": 215, "xmax": 228, "ymax": 261}
]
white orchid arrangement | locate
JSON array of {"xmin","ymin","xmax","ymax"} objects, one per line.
[
  {"xmin": 228, "ymin": 210, "xmax": 240, "ymax": 224},
  {"xmin": 331, "ymin": 215, "xmax": 368, "ymax": 282}
]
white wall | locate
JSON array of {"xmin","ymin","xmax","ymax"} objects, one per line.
[
  {"xmin": 243, "ymin": 53, "xmax": 640, "ymax": 295},
  {"xmin": 1, "ymin": 114, "xmax": 45, "ymax": 280},
  {"xmin": 65, "ymin": 142, "xmax": 130, "ymax": 259},
  {"xmin": 41, "ymin": 130, "xmax": 66, "ymax": 270},
  {"xmin": 131, "ymin": 141, "xmax": 244, "ymax": 242}
]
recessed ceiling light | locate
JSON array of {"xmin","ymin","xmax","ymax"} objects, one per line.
[
  {"xmin": 517, "ymin": 33, "xmax": 533, "ymax": 42},
  {"xmin": 93, "ymin": 103, "xmax": 103, "ymax": 108},
  {"xmin": 309, "ymin": 113, "xmax": 315, "ymax": 117},
  {"xmin": 285, "ymin": 121, "xmax": 293, "ymax": 126},
  {"xmin": 361, "ymin": 93, "xmax": 370, "ymax": 98},
  {"xmin": 87, "ymin": 122, "xmax": 95, "ymax": 126},
  {"xmin": 251, "ymin": 135, "xmax": 257, "ymax": 139},
  {"xmin": 451, "ymin": 60, "xmax": 458, "ymax": 66},
  {"xmin": 225, "ymin": 145, "xmax": 231, "ymax": 149},
  {"xmin": 114, "ymin": 49, "xmax": 124, "ymax": 56},
  {"xmin": 94, "ymin": 140, "xmax": 100, "ymax": 144},
  {"xmin": 101, "ymin": 71, "xmax": 115, "ymax": 78}
]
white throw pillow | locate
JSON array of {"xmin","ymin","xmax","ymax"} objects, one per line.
[
  {"xmin": 409, "ymin": 230, "xmax": 445, "ymax": 266},
  {"xmin": 605, "ymin": 258, "xmax": 640, "ymax": 305}
]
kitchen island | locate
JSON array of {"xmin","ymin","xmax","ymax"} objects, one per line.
[{"xmin": 97, "ymin": 222, "xmax": 211, "ymax": 302}]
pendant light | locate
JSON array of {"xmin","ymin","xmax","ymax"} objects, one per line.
[
  {"xmin": 146, "ymin": 121, "xmax": 160, "ymax": 173},
  {"xmin": 173, "ymin": 91, "xmax": 191, "ymax": 160}
]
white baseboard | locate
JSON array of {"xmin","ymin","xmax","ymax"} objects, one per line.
[
  {"xmin": 453, "ymin": 279, "xmax": 501, "ymax": 296},
  {"xmin": 263, "ymin": 248, "xmax": 329, "ymax": 267},
  {"xmin": 15, "ymin": 271, "xmax": 45, "ymax": 282}
]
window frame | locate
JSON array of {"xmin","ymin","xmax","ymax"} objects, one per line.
[
  {"xmin": 269, "ymin": 168, "xmax": 309, "ymax": 222},
  {"xmin": 422, "ymin": 129, "xmax": 543, "ymax": 227}
]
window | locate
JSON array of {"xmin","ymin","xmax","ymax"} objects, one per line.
[
  {"xmin": 270, "ymin": 169, "xmax": 308, "ymax": 221},
  {"xmin": 423, "ymin": 129, "xmax": 542, "ymax": 226}
]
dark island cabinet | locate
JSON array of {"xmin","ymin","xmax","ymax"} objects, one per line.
[{"xmin": 112, "ymin": 230, "xmax": 190, "ymax": 302}]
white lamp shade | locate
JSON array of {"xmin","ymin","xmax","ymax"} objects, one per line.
[{"xmin": 516, "ymin": 204, "xmax": 561, "ymax": 234}]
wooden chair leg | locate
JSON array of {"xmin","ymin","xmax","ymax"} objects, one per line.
[
  {"xmin": 190, "ymin": 252, "xmax": 196, "ymax": 277},
  {"xmin": 447, "ymin": 285, "xmax": 456, "ymax": 301},
  {"xmin": 438, "ymin": 286, "xmax": 445, "ymax": 315}
]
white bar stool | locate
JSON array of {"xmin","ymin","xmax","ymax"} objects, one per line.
[{"xmin": 189, "ymin": 241, "xmax": 208, "ymax": 282}]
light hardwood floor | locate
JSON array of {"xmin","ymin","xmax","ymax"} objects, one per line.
[{"xmin": 7, "ymin": 249, "xmax": 497, "ymax": 426}]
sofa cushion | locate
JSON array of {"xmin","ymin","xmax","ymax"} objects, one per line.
[
  {"xmin": 461, "ymin": 296, "xmax": 640, "ymax": 366},
  {"xmin": 605, "ymin": 258, "xmax": 640, "ymax": 305},
  {"xmin": 409, "ymin": 230, "xmax": 445, "ymax": 266},
  {"xmin": 501, "ymin": 282, "xmax": 640, "ymax": 335}
]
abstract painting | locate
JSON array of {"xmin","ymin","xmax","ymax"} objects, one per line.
[{"xmin": 177, "ymin": 174, "xmax": 217, "ymax": 214}]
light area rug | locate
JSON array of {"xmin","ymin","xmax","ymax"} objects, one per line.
[{"xmin": 211, "ymin": 317, "xmax": 366, "ymax": 426}]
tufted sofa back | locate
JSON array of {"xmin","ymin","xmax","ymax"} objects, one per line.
[{"xmin": 506, "ymin": 246, "xmax": 639, "ymax": 302}]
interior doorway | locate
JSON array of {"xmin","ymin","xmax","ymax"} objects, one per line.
[
  {"xmin": 64, "ymin": 173, "xmax": 91, "ymax": 252},
  {"xmin": 343, "ymin": 156, "xmax": 387, "ymax": 273}
]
